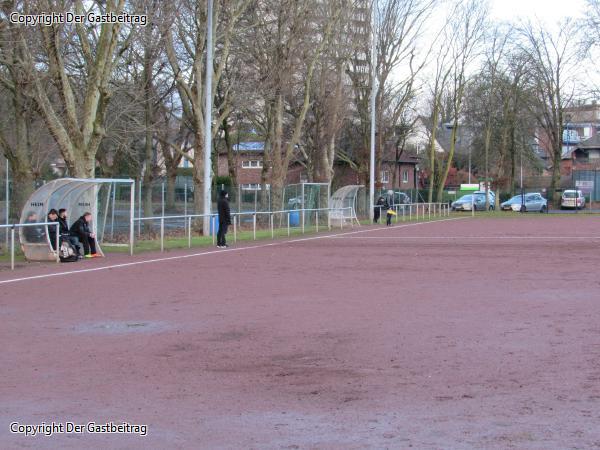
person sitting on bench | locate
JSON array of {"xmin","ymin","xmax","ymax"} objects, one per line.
[
  {"xmin": 23, "ymin": 212, "xmax": 45, "ymax": 243},
  {"xmin": 58, "ymin": 209, "xmax": 83, "ymax": 257},
  {"xmin": 70, "ymin": 212, "xmax": 100, "ymax": 258}
]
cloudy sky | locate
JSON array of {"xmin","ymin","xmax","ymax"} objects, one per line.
[{"xmin": 490, "ymin": 0, "xmax": 587, "ymax": 23}]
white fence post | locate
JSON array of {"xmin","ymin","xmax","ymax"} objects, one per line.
[
  {"xmin": 270, "ymin": 213, "xmax": 274, "ymax": 239},
  {"xmin": 253, "ymin": 214, "xmax": 256, "ymax": 240},
  {"xmin": 137, "ymin": 180, "xmax": 142, "ymax": 238},
  {"xmin": 188, "ymin": 217, "xmax": 192, "ymax": 248},
  {"xmin": 110, "ymin": 182, "xmax": 116, "ymax": 239},
  {"xmin": 160, "ymin": 217, "xmax": 164, "ymax": 252},
  {"xmin": 184, "ymin": 183, "xmax": 188, "ymax": 234},
  {"xmin": 234, "ymin": 215, "xmax": 237, "ymax": 242},
  {"xmin": 287, "ymin": 212, "xmax": 290, "ymax": 236},
  {"xmin": 10, "ymin": 226, "xmax": 15, "ymax": 270}
]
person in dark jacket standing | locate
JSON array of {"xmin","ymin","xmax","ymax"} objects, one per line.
[
  {"xmin": 374, "ymin": 196, "xmax": 385, "ymax": 223},
  {"xmin": 217, "ymin": 190, "xmax": 232, "ymax": 248},
  {"xmin": 70, "ymin": 212, "xmax": 99, "ymax": 257}
]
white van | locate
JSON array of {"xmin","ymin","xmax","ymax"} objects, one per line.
[{"xmin": 561, "ymin": 190, "xmax": 586, "ymax": 209}]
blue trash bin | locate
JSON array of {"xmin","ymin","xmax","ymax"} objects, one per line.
[
  {"xmin": 209, "ymin": 216, "xmax": 220, "ymax": 236},
  {"xmin": 289, "ymin": 211, "xmax": 300, "ymax": 227}
]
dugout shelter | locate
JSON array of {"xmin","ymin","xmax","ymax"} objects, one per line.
[{"xmin": 19, "ymin": 178, "xmax": 135, "ymax": 261}]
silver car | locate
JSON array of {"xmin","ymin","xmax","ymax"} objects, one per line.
[
  {"xmin": 500, "ymin": 195, "xmax": 523, "ymax": 211},
  {"xmin": 506, "ymin": 193, "xmax": 548, "ymax": 213},
  {"xmin": 451, "ymin": 193, "xmax": 495, "ymax": 211}
]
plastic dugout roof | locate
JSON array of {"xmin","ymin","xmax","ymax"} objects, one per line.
[{"xmin": 19, "ymin": 178, "xmax": 134, "ymax": 261}]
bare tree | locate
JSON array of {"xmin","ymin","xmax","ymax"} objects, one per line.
[
  {"xmin": 243, "ymin": 0, "xmax": 345, "ymax": 209},
  {"xmin": 435, "ymin": 0, "xmax": 488, "ymax": 201},
  {"xmin": 163, "ymin": 0, "xmax": 249, "ymax": 224},
  {"xmin": 519, "ymin": 19, "xmax": 582, "ymax": 202},
  {"xmin": 12, "ymin": 0, "xmax": 133, "ymax": 177},
  {"xmin": 425, "ymin": 17, "xmax": 454, "ymax": 203},
  {"xmin": 587, "ymin": 0, "xmax": 600, "ymax": 43},
  {"xmin": 481, "ymin": 26, "xmax": 509, "ymax": 209},
  {"xmin": 464, "ymin": 49, "xmax": 539, "ymax": 204},
  {"xmin": 301, "ymin": 2, "xmax": 357, "ymax": 184},
  {"xmin": 344, "ymin": 0, "xmax": 434, "ymax": 189},
  {"xmin": 0, "ymin": 3, "xmax": 38, "ymax": 214}
]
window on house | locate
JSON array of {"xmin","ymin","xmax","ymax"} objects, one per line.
[
  {"xmin": 241, "ymin": 183, "xmax": 261, "ymax": 190},
  {"xmin": 402, "ymin": 170, "xmax": 409, "ymax": 183},
  {"xmin": 242, "ymin": 160, "xmax": 263, "ymax": 169},
  {"xmin": 380, "ymin": 170, "xmax": 389, "ymax": 183}
]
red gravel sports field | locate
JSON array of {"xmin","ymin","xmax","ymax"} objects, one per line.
[{"xmin": 1, "ymin": 215, "xmax": 600, "ymax": 449}]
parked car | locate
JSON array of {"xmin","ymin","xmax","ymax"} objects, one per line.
[
  {"xmin": 379, "ymin": 191, "xmax": 412, "ymax": 205},
  {"xmin": 505, "ymin": 193, "xmax": 548, "ymax": 213},
  {"xmin": 393, "ymin": 191, "xmax": 412, "ymax": 205},
  {"xmin": 561, "ymin": 190, "xmax": 586, "ymax": 209},
  {"xmin": 501, "ymin": 195, "xmax": 523, "ymax": 211},
  {"xmin": 451, "ymin": 192, "xmax": 495, "ymax": 211},
  {"xmin": 474, "ymin": 190, "xmax": 496, "ymax": 203}
]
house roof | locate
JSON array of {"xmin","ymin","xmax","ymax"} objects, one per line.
[
  {"xmin": 576, "ymin": 133, "xmax": 600, "ymax": 150},
  {"xmin": 563, "ymin": 104, "xmax": 600, "ymax": 123},
  {"xmin": 382, "ymin": 155, "xmax": 420, "ymax": 165}
]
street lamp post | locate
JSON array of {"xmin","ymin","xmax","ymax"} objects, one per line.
[
  {"xmin": 369, "ymin": 0, "xmax": 378, "ymax": 221},
  {"xmin": 202, "ymin": 0, "xmax": 214, "ymax": 235},
  {"xmin": 414, "ymin": 165, "xmax": 419, "ymax": 203},
  {"xmin": 520, "ymin": 145, "xmax": 524, "ymax": 213},
  {"xmin": 468, "ymin": 147, "xmax": 472, "ymax": 184}
]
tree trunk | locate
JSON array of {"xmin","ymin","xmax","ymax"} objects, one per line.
[
  {"xmin": 192, "ymin": 129, "xmax": 205, "ymax": 232},
  {"xmin": 484, "ymin": 124, "xmax": 492, "ymax": 210},
  {"xmin": 509, "ymin": 124, "xmax": 516, "ymax": 195},
  {"xmin": 549, "ymin": 140, "xmax": 561, "ymax": 205},
  {"xmin": 222, "ymin": 116, "xmax": 237, "ymax": 186},
  {"xmin": 436, "ymin": 120, "xmax": 459, "ymax": 202},
  {"xmin": 428, "ymin": 101, "xmax": 440, "ymax": 203},
  {"xmin": 165, "ymin": 166, "xmax": 177, "ymax": 212},
  {"xmin": 4, "ymin": 77, "xmax": 35, "ymax": 219}
]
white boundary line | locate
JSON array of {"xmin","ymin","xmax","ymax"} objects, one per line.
[
  {"xmin": 332, "ymin": 236, "xmax": 600, "ymax": 240},
  {"xmin": 0, "ymin": 217, "xmax": 467, "ymax": 286}
]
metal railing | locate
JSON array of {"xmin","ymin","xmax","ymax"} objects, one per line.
[
  {"xmin": 133, "ymin": 203, "xmax": 451, "ymax": 254},
  {"xmin": 132, "ymin": 207, "xmax": 356, "ymax": 253},
  {"xmin": 374, "ymin": 202, "xmax": 451, "ymax": 223},
  {"xmin": 0, "ymin": 203, "xmax": 451, "ymax": 268},
  {"xmin": 0, "ymin": 222, "xmax": 60, "ymax": 270}
]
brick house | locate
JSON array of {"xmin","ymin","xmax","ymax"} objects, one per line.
[
  {"xmin": 537, "ymin": 102, "xmax": 600, "ymax": 180},
  {"xmin": 217, "ymin": 142, "xmax": 306, "ymax": 190},
  {"xmin": 560, "ymin": 133, "xmax": 600, "ymax": 176},
  {"xmin": 378, "ymin": 155, "xmax": 420, "ymax": 190}
]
